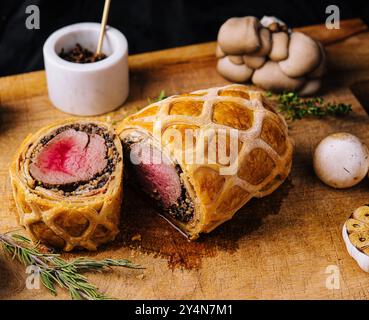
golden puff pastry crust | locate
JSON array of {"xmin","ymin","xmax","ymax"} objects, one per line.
[
  {"xmin": 118, "ymin": 84, "xmax": 293, "ymax": 239},
  {"xmin": 9, "ymin": 119, "xmax": 123, "ymax": 251}
]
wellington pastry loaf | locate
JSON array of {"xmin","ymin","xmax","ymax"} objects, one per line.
[{"xmin": 118, "ymin": 84, "xmax": 293, "ymax": 239}]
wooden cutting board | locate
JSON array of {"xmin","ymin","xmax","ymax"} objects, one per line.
[{"xmin": 1, "ymin": 19, "xmax": 369, "ymax": 300}]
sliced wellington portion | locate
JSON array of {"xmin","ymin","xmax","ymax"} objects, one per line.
[
  {"xmin": 9, "ymin": 120, "xmax": 123, "ymax": 251},
  {"xmin": 117, "ymin": 84, "xmax": 293, "ymax": 240},
  {"xmin": 122, "ymin": 131, "xmax": 194, "ymax": 223}
]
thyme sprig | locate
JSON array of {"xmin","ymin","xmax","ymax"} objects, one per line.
[
  {"xmin": 147, "ymin": 90, "xmax": 167, "ymax": 104},
  {"xmin": 266, "ymin": 91, "xmax": 352, "ymax": 121},
  {"xmin": 0, "ymin": 232, "xmax": 142, "ymax": 300}
]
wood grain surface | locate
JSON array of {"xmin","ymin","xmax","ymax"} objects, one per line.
[{"xmin": 1, "ymin": 19, "xmax": 369, "ymax": 300}]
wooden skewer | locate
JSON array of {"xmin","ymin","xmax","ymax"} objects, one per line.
[{"xmin": 96, "ymin": 0, "xmax": 112, "ymax": 56}]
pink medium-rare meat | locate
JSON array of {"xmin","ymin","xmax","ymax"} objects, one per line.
[
  {"xmin": 129, "ymin": 142, "xmax": 181, "ymax": 208},
  {"xmin": 122, "ymin": 131, "xmax": 194, "ymax": 223},
  {"xmin": 30, "ymin": 129, "xmax": 107, "ymax": 185}
]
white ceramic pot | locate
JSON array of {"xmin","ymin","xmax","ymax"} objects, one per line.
[{"xmin": 43, "ymin": 22, "xmax": 129, "ymax": 116}]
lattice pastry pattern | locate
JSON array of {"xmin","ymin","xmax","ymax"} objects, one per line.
[
  {"xmin": 9, "ymin": 120, "xmax": 123, "ymax": 251},
  {"xmin": 118, "ymin": 84, "xmax": 293, "ymax": 239}
]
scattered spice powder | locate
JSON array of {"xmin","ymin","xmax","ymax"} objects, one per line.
[{"xmin": 59, "ymin": 43, "xmax": 107, "ymax": 63}]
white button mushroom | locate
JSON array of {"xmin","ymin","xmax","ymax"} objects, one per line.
[
  {"xmin": 217, "ymin": 17, "xmax": 261, "ymax": 55},
  {"xmin": 313, "ymin": 133, "xmax": 369, "ymax": 189}
]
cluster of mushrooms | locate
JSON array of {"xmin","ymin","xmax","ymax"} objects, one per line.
[{"xmin": 216, "ymin": 16, "xmax": 326, "ymax": 95}]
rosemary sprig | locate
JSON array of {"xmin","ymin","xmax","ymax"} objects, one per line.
[
  {"xmin": 147, "ymin": 90, "xmax": 167, "ymax": 104},
  {"xmin": 0, "ymin": 232, "xmax": 142, "ymax": 300},
  {"xmin": 267, "ymin": 91, "xmax": 352, "ymax": 121}
]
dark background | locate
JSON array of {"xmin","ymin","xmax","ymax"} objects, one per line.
[{"xmin": 0, "ymin": 0, "xmax": 368, "ymax": 76}]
